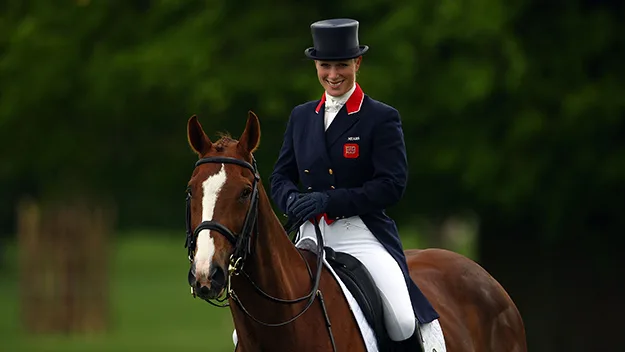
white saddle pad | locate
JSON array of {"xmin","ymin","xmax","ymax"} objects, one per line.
[{"xmin": 420, "ymin": 319, "xmax": 447, "ymax": 352}]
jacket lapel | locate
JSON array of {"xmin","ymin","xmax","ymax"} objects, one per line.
[
  {"xmin": 325, "ymin": 83, "xmax": 365, "ymax": 147},
  {"xmin": 310, "ymin": 102, "xmax": 332, "ymax": 166},
  {"xmin": 325, "ymin": 107, "xmax": 360, "ymax": 147}
]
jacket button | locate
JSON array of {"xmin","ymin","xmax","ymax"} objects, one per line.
[
  {"xmin": 328, "ymin": 169, "xmax": 333, "ymax": 175},
  {"xmin": 304, "ymin": 169, "xmax": 310, "ymax": 173},
  {"xmin": 307, "ymin": 186, "xmax": 312, "ymax": 190},
  {"xmin": 330, "ymin": 186, "xmax": 335, "ymax": 189}
]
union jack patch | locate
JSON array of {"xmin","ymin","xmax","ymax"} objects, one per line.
[{"xmin": 343, "ymin": 143, "xmax": 359, "ymax": 159}]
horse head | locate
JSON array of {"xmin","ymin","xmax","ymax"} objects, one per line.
[{"xmin": 184, "ymin": 111, "xmax": 261, "ymax": 301}]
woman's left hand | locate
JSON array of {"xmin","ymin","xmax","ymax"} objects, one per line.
[{"xmin": 290, "ymin": 192, "xmax": 329, "ymax": 222}]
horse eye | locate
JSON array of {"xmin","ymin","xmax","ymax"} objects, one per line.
[{"xmin": 240, "ymin": 187, "xmax": 252, "ymax": 200}]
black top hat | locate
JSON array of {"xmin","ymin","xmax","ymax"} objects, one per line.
[{"xmin": 304, "ymin": 18, "xmax": 369, "ymax": 60}]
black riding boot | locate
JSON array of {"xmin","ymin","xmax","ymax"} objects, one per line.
[{"xmin": 396, "ymin": 323, "xmax": 424, "ymax": 352}]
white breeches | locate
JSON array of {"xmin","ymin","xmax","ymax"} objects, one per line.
[{"xmin": 298, "ymin": 216, "xmax": 416, "ymax": 341}]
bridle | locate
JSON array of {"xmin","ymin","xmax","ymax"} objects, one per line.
[
  {"xmin": 184, "ymin": 155, "xmax": 335, "ymax": 349},
  {"xmin": 185, "ymin": 156, "xmax": 260, "ymax": 278}
]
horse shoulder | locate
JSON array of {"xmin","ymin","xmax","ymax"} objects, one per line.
[{"xmin": 298, "ymin": 249, "xmax": 368, "ymax": 352}]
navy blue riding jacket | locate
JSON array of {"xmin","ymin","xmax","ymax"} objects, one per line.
[{"xmin": 270, "ymin": 83, "xmax": 439, "ymax": 324}]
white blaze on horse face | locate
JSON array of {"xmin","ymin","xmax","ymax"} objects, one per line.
[{"xmin": 194, "ymin": 164, "xmax": 227, "ymax": 278}]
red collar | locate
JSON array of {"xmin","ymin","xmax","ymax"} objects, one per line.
[{"xmin": 315, "ymin": 83, "xmax": 365, "ymax": 115}]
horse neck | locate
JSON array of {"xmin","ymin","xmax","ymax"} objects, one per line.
[
  {"xmin": 229, "ymin": 183, "xmax": 334, "ymax": 349},
  {"xmin": 237, "ymin": 182, "xmax": 310, "ymax": 296}
]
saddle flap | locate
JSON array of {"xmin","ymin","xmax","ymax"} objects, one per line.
[{"xmin": 324, "ymin": 246, "xmax": 337, "ymax": 262}]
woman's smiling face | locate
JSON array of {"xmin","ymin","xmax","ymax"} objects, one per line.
[{"xmin": 315, "ymin": 57, "xmax": 362, "ymax": 96}]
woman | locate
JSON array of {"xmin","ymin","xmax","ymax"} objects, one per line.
[{"xmin": 270, "ymin": 18, "xmax": 443, "ymax": 351}]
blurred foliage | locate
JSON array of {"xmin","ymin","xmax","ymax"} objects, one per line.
[{"xmin": 1, "ymin": 0, "xmax": 623, "ymax": 245}]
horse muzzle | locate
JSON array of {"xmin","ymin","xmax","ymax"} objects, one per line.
[{"xmin": 188, "ymin": 263, "xmax": 227, "ymax": 299}]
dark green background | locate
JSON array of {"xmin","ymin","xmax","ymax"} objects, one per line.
[{"xmin": 1, "ymin": 1, "xmax": 623, "ymax": 351}]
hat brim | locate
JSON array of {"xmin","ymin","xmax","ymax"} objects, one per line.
[{"xmin": 304, "ymin": 45, "xmax": 369, "ymax": 60}]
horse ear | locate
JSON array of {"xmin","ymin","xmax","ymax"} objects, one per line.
[
  {"xmin": 187, "ymin": 115, "xmax": 212, "ymax": 156},
  {"xmin": 238, "ymin": 111, "xmax": 261, "ymax": 155}
]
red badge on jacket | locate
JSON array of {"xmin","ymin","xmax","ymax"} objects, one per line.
[{"xmin": 343, "ymin": 143, "xmax": 359, "ymax": 159}]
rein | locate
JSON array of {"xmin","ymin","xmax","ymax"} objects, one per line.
[{"xmin": 185, "ymin": 155, "xmax": 336, "ymax": 351}]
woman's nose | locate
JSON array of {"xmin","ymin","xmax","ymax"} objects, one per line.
[{"xmin": 328, "ymin": 67, "xmax": 339, "ymax": 79}]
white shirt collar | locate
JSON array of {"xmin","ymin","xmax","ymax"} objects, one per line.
[{"xmin": 325, "ymin": 83, "xmax": 357, "ymax": 111}]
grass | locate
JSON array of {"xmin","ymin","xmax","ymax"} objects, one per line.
[
  {"xmin": 0, "ymin": 232, "xmax": 235, "ymax": 352},
  {"xmin": 0, "ymin": 228, "xmax": 475, "ymax": 352}
]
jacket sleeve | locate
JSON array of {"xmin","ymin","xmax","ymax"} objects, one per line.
[
  {"xmin": 324, "ymin": 109, "xmax": 407, "ymax": 218},
  {"xmin": 270, "ymin": 110, "xmax": 300, "ymax": 213}
]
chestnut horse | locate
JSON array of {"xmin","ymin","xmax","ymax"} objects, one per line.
[{"xmin": 184, "ymin": 112, "xmax": 527, "ymax": 352}]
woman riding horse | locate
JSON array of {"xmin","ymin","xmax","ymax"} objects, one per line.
[{"xmin": 270, "ymin": 18, "xmax": 444, "ymax": 351}]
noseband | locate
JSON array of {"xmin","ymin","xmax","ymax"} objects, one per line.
[{"xmin": 184, "ymin": 155, "xmax": 335, "ymax": 350}]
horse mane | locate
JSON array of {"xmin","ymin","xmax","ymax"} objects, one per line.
[{"xmin": 214, "ymin": 132, "xmax": 237, "ymax": 152}]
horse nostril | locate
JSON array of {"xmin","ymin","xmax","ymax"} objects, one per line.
[
  {"xmin": 210, "ymin": 265, "xmax": 226, "ymax": 287},
  {"xmin": 200, "ymin": 286, "xmax": 209, "ymax": 295}
]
